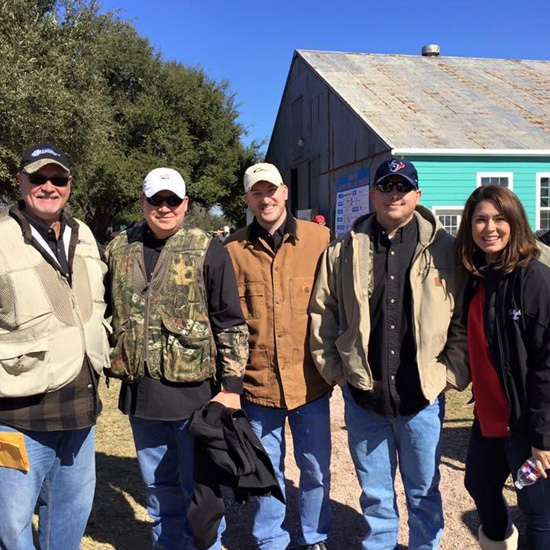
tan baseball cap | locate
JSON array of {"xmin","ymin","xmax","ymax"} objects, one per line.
[{"xmin": 243, "ymin": 162, "xmax": 283, "ymax": 192}]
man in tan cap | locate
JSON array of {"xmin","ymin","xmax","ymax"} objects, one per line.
[{"xmin": 224, "ymin": 162, "xmax": 332, "ymax": 550}]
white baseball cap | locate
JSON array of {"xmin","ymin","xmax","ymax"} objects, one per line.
[
  {"xmin": 143, "ymin": 167, "xmax": 186, "ymax": 198},
  {"xmin": 243, "ymin": 162, "xmax": 283, "ymax": 192}
]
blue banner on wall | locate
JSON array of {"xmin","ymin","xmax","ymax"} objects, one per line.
[{"xmin": 335, "ymin": 168, "xmax": 370, "ymax": 236}]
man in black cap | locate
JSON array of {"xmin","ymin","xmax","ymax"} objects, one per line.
[
  {"xmin": 310, "ymin": 157, "xmax": 468, "ymax": 550},
  {"xmin": 0, "ymin": 144, "xmax": 110, "ymax": 550}
]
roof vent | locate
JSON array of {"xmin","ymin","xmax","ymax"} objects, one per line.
[{"xmin": 422, "ymin": 44, "xmax": 441, "ymax": 57}]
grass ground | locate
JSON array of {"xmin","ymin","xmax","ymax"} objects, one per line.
[{"xmin": 80, "ymin": 381, "xmax": 525, "ymax": 550}]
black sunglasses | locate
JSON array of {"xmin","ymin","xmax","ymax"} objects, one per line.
[
  {"xmin": 23, "ymin": 171, "xmax": 70, "ymax": 187},
  {"xmin": 374, "ymin": 180, "xmax": 416, "ymax": 194},
  {"xmin": 145, "ymin": 194, "xmax": 184, "ymax": 207}
]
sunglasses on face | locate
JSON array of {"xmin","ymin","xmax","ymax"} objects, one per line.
[
  {"xmin": 145, "ymin": 194, "xmax": 184, "ymax": 207},
  {"xmin": 373, "ymin": 180, "xmax": 416, "ymax": 194},
  {"xmin": 23, "ymin": 171, "xmax": 70, "ymax": 187}
]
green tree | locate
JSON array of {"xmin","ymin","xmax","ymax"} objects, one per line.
[{"xmin": 0, "ymin": 0, "xmax": 257, "ymax": 241}]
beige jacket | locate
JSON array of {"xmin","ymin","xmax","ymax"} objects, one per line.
[
  {"xmin": 225, "ymin": 217, "xmax": 331, "ymax": 409},
  {"xmin": 309, "ymin": 206, "xmax": 469, "ymax": 403},
  {"xmin": 0, "ymin": 209, "xmax": 110, "ymax": 397}
]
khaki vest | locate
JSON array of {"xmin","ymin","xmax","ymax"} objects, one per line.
[
  {"xmin": 105, "ymin": 225, "xmax": 216, "ymax": 384},
  {"xmin": 0, "ymin": 215, "xmax": 110, "ymax": 397}
]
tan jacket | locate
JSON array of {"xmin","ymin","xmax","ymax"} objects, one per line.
[
  {"xmin": 309, "ymin": 206, "xmax": 469, "ymax": 403},
  {"xmin": 0, "ymin": 209, "xmax": 110, "ymax": 398},
  {"xmin": 225, "ymin": 217, "xmax": 331, "ymax": 409}
]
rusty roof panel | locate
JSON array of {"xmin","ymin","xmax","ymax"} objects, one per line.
[{"xmin": 299, "ymin": 51, "xmax": 550, "ymax": 150}]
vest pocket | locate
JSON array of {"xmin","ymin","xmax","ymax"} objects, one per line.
[
  {"xmin": 108, "ymin": 321, "xmax": 143, "ymax": 382},
  {"xmin": 0, "ymin": 337, "xmax": 49, "ymax": 377},
  {"xmin": 161, "ymin": 316, "xmax": 214, "ymax": 382},
  {"xmin": 290, "ymin": 277, "xmax": 314, "ymax": 314},
  {"xmin": 238, "ymin": 282, "xmax": 265, "ymax": 320}
]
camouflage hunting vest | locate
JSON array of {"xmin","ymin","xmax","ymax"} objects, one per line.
[{"xmin": 105, "ymin": 224, "xmax": 216, "ymax": 384}]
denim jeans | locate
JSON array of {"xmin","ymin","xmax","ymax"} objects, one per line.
[
  {"xmin": 465, "ymin": 418, "xmax": 550, "ymax": 549},
  {"xmin": 242, "ymin": 393, "xmax": 332, "ymax": 550},
  {"xmin": 129, "ymin": 416, "xmax": 224, "ymax": 550},
  {"xmin": 343, "ymin": 386, "xmax": 445, "ymax": 550},
  {"xmin": 0, "ymin": 424, "xmax": 96, "ymax": 550}
]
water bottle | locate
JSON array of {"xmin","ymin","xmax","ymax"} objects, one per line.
[{"xmin": 515, "ymin": 457, "xmax": 541, "ymax": 490}]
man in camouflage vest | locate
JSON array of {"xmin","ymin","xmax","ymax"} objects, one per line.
[{"xmin": 105, "ymin": 167, "xmax": 249, "ymax": 550}]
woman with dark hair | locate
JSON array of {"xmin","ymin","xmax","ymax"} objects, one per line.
[{"xmin": 455, "ymin": 184, "xmax": 550, "ymax": 549}]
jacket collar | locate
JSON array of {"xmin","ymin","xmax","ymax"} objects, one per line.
[
  {"xmin": 9, "ymin": 200, "xmax": 80, "ymax": 276},
  {"xmin": 350, "ymin": 205, "xmax": 441, "ymax": 249},
  {"xmin": 247, "ymin": 213, "xmax": 298, "ymax": 244}
]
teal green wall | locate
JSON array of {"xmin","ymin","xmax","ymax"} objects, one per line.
[{"xmin": 408, "ymin": 156, "xmax": 550, "ymax": 229}]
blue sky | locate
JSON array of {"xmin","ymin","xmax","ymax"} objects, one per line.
[{"xmin": 100, "ymin": 0, "xmax": 549, "ymax": 153}]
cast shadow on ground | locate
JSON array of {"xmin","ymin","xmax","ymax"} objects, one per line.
[
  {"xmin": 85, "ymin": 453, "xmax": 151, "ymax": 550},
  {"xmin": 222, "ymin": 478, "xmax": 366, "ymax": 550},
  {"xmin": 85, "ymin": 453, "xmax": 365, "ymax": 550}
]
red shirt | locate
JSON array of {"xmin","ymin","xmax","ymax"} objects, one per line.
[{"xmin": 468, "ymin": 282, "xmax": 511, "ymax": 437}]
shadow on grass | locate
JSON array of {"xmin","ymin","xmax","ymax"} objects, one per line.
[
  {"xmin": 85, "ymin": 452, "xmax": 365, "ymax": 550},
  {"xmin": 86, "ymin": 453, "xmax": 150, "ymax": 550}
]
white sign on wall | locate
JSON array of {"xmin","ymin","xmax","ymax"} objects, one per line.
[{"xmin": 335, "ymin": 169, "xmax": 370, "ymax": 237}]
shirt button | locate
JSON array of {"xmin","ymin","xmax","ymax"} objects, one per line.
[
  {"xmin": 274, "ymin": 266, "xmax": 279, "ymax": 272},
  {"xmin": 276, "ymin": 298, "xmax": 282, "ymax": 304},
  {"xmin": 390, "ymin": 298, "xmax": 395, "ymax": 304},
  {"xmin": 390, "ymin": 250, "xmax": 395, "ymax": 256},
  {"xmin": 390, "ymin": 275, "xmax": 395, "ymax": 280},
  {"xmin": 87, "ymin": 384, "xmax": 93, "ymax": 389},
  {"xmin": 391, "ymin": 375, "xmax": 395, "ymax": 381},
  {"xmin": 390, "ymin": 324, "xmax": 395, "ymax": 330},
  {"xmin": 390, "ymin": 350, "xmax": 395, "ymax": 355},
  {"xmin": 277, "ymin": 332, "xmax": 283, "ymax": 338}
]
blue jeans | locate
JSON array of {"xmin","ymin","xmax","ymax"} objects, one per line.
[
  {"xmin": 343, "ymin": 387, "xmax": 445, "ymax": 550},
  {"xmin": 465, "ymin": 418, "xmax": 550, "ymax": 549},
  {"xmin": 0, "ymin": 424, "xmax": 96, "ymax": 550},
  {"xmin": 242, "ymin": 393, "xmax": 332, "ymax": 550},
  {"xmin": 129, "ymin": 416, "xmax": 224, "ymax": 550}
]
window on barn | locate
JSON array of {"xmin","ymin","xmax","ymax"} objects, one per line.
[
  {"xmin": 537, "ymin": 173, "xmax": 550, "ymax": 230},
  {"xmin": 476, "ymin": 172, "xmax": 513, "ymax": 190},
  {"xmin": 432, "ymin": 207, "xmax": 463, "ymax": 236}
]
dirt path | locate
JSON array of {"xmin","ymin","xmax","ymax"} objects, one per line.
[{"xmin": 83, "ymin": 383, "xmax": 526, "ymax": 549}]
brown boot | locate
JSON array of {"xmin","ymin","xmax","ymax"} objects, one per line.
[{"xmin": 478, "ymin": 525, "xmax": 519, "ymax": 550}]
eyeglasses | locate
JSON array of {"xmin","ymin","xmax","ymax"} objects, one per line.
[
  {"xmin": 23, "ymin": 171, "xmax": 70, "ymax": 187},
  {"xmin": 145, "ymin": 194, "xmax": 184, "ymax": 207},
  {"xmin": 373, "ymin": 180, "xmax": 416, "ymax": 194}
]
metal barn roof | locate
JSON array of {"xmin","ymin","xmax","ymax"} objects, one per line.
[{"xmin": 298, "ymin": 50, "xmax": 550, "ymax": 153}]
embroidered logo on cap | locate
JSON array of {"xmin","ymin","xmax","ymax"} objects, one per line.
[
  {"xmin": 31, "ymin": 148, "xmax": 61, "ymax": 158},
  {"xmin": 389, "ymin": 159, "xmax": 405, "ymax": 173}
]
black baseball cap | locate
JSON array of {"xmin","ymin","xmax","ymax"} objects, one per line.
[
  {"xmin": 20, "ymin": 143, "xmax": 71, "ymax": 174},
  {"xmin": 374, "ymin": 158, "xmax": 418, "ymax": 188}
]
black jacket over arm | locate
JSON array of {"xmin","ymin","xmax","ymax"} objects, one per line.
[{"xmin": 187, "ymin": 402, "xmax": 284, "ymax": 549}]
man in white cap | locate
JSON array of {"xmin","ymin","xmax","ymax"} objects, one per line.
[
  {"xmin": 104, "ymin": 167, "xmax": 249, "ymax": 550},
  {"xmin": 224, "ymin": 162, "xmax": 332, "ymax": 550},
  {"xmin": 0, "ymin": 143, "xmax": 110, "ymax": 550}
]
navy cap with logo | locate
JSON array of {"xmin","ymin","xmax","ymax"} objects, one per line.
[
  {"xmin": 20, "ymin": 143, "xmax": 71, "ymax": 174},
  {"xmin": 374, "ymin": 157, "xmax": 419, "ymax": 188}
]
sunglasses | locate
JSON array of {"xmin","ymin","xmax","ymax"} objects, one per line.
[
  {"xmin": 373, "ymin": 180, "xmax": 416, "ymax": 194},
  {"xmin": 23, "ymin": 171, "xmax": 70, "ymax": 187},
  {"xmin": 145, "ymin": 194, "xmax": 184, "ymax": 207}
]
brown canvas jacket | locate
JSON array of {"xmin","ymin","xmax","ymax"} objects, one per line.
[{"xmin": 225, "ymin": 217, "xmax": 331, "ymax": 409}]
